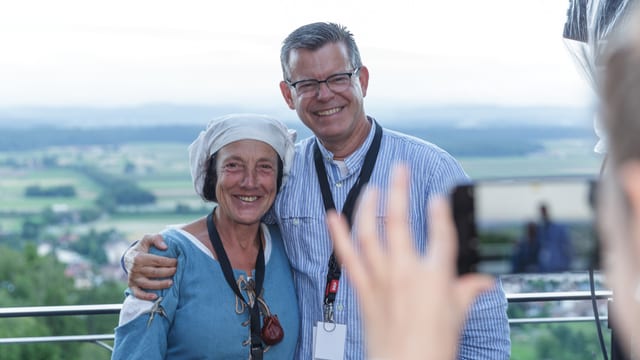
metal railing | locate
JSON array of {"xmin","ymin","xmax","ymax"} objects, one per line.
[
  {"xmin": 0, "ymin": 290, "xmax": 614, "ymax": 351},
  {"xmin": 0, "ymin": 304, "xmax": 122, "ymax": 352}
]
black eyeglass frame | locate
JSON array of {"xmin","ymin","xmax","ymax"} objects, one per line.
[{"xmin": 286, "ymin": 67, "xmax": 361, "ymax": 94}]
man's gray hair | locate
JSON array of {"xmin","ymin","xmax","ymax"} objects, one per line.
[{"xmin": 280, "ymin": 22, "xmax": 363, "ymax": 81}]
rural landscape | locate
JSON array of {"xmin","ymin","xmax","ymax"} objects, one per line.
[{"xmin": 0, "ymin": 105, "xmax": 607, "ymax": 359}]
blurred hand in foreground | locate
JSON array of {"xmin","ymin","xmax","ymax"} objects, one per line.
[{"xmin": 327, "ymin": 164, "xmax": 495, "ymax": 360}]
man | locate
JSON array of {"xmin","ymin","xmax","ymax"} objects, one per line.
[
  {"xmin": 536, "ymin": 203, "xmax": 572, "ymax": 272},
  {"xmin": 335, "ymin": 8, "xmax": 640, "ymax": 358},
  {"xmin": 125, "ymin": 22, "xmax": 510, "ymax": 359}
]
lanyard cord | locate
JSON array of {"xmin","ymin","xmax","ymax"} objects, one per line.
[
  {"xmin": 206, "ymin": 212, "xmax": 265, "ymax": 359},
  {"xmin": 313, "ymin": 120, "xmax": 383, "ymax": 320}
]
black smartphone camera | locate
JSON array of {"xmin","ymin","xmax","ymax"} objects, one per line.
[{"xmin": 452, "ymin": 177, "xmax": 599, "ymax": 275}]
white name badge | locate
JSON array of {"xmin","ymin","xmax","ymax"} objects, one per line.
[{"xmin": 312, "ymin": 321, "xmax": 347, "ymax": 360}]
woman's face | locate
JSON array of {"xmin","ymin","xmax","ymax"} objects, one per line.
[{"xmin": 214, "ymin": 139, "xmax": 279, "ymax": 226}]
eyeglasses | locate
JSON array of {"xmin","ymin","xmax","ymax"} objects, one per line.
[{"xmin": 287, "ymin": 68, "xmax": 360, "ymax": 97}]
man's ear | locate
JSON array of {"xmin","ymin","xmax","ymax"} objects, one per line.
[
  {"xmin": 279, "ymin": 81, "xmax": 295, "ymax": 110},
  {"xmin": 357, "ymin": 66, "xmax": 369, "ymax": 98},
  {"xmin": 620, "ymin": 160, "xmax": 640, "ymax": 222}
]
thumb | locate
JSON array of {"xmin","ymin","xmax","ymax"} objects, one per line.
[
  {"xmin": 151, "ymin": 234, "xmax": 168, "ymax": 250},
  {"xmin": 139, "ymin": 234, "xmax": 167, "ymax": 251}
]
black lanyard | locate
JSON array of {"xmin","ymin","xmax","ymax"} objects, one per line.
[
  {"xmin": 206, "ymin": 212, "xmax": 265, "ymax": 360},
  {"xmin": 313, "ymin": 120, "xmax": 383, "ymax": 321}
]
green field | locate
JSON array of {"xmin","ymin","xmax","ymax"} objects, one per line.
[
  {"xmin": 0, "ymin": 167, "xmax": 100, "ymax": 212},
  {"xmin": 0, "ymin": 143, "xmax": 198, "ymax": 238},
  {"xmin": 0, "ymin": 140, "xmax": 604, "ymax": 239}
]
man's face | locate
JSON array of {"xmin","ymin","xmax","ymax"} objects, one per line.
[{"xmin": 279, "ymin": 42, "xmax": 369, "ymax": 148}]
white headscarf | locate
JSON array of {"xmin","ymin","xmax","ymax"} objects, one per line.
[{"xmin": 188, "ymin": 113, "xmax": 297, "ymax": 200}]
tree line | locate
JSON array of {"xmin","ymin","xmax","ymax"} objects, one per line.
[
  {"xmin": 0, "ymin": 244, "xmax": 121, "ymax": 360},
  {"xmin": 0, "ymin": 126, "xmax": 201, "ymax": 152},
  {"xmin": 25, "ymin": 185, "xmax": 76, "ymax": 198},
  {"xmin": 0, "ymin": 124, "xmax": 597, "ymax": 157}
]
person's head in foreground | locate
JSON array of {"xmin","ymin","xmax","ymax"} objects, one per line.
[{"xmin": 598, "ymin": 4, "xmax": 640, "ymax": 355}]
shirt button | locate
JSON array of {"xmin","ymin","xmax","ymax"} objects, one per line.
[
  {"xmin": 336, "ymin": 182, "xmax": 343, "ymax": 187},
  {"xmin": 292, "ymin": 219, "xmax": 299, "ymax": 225},
  {"xmin": 337, "ymin": 304, "xmax": 344, "ymax": 311}
]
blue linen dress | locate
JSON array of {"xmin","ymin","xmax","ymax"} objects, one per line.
[{"xmin": 112, "ymin": 222, "xmax": 299, "ymax": 359}]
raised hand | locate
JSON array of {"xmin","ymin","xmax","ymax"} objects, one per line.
[{"xmin": 326, "ymin": 164, "xmax": 494, "ymax": 360}]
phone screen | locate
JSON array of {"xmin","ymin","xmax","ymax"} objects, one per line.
[{"xmin": 452, "ymin": 177, "xmax": 599, "ymax": 275}]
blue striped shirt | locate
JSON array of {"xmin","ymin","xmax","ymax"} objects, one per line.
[{"xmin": 274, "ymin": 117, "xmax": 511, "ymax": 359}]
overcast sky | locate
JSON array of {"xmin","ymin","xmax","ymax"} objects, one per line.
[{"xmin": 0, "ymin": 0, "xmax": 594, "ymax": 109}]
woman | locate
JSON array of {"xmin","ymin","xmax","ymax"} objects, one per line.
[{"xmin": 112, "ymin": 114, "xmax": 299, "ymax": 359}]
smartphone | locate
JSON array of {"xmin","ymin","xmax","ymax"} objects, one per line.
[{"xmin": 451, "ymin": 177, "xmax": 599, "ymax": 275}]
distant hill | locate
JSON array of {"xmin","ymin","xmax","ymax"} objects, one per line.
[
  {"xmin": 0, "ymin": 103, "xmax": 595, "ymax": 128},
  {"xmin": 0, "ymin": 126, "xmax": 598, "ymax": 158},
  {"xmin": 0, "ymin": 104, "xmax": 599, "ymax": 157}
]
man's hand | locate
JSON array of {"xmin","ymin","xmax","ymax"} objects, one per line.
[{"xmin": 125, "ymin": 233, "xmax": 178, "ymax": 301}]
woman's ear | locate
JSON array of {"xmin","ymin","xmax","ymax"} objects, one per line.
[{"xmin": 620, "ymin": 160, "xmax": 640, "ymax": 223}]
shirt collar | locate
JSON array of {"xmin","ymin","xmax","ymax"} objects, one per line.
[{"xmin": 314, "ymin": 116, "xmax": 378, "ymax": 175}]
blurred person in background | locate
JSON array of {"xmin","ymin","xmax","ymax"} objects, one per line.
[{"xmin": 536, "ymin": 203, "xmax": 572, "ymax": 273}]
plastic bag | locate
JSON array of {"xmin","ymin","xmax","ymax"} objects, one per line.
[{"xmin": 562, "ymin": 0, "xmax": 635, "ymax": 153}]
